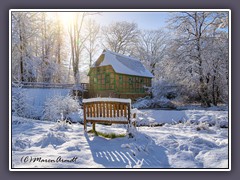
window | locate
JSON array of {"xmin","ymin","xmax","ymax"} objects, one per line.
[
  {"xmin": 93, "ymin": 77, "xmax": 97, "ymax": 83},
  {"xmin": 129, "ymin": 77, "xmax": 133, "ymax": 84},
  {"xmin": 105, "ymin": 74, "xmax": 110, "ymax": 83},
  {"xmin": 119, "ymin": 75, "xmax": 123, "ymax": 84}
]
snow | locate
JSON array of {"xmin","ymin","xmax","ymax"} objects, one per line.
[
  {"xmin": 11, "ymin": 108, "xmax": 228, "ymax": 169},
  {"xmin": 134, "ymin": 109, "xmax": 228, "ymax": 127},
  {"xmin": 83, "ymin": 97, "xmax": 131, "ymax": 103},
  {"xmin": 95, "ymin": 49, "xmax": 154, "ymax": 78}
]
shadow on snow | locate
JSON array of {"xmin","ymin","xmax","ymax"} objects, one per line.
[{"xmin": 84, "ymin": 132, "xmax": 170, "ymax": 168}]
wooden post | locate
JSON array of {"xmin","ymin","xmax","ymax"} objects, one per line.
[
  {"xmin": 83, "ymin": 104, "xmax": 87, "ymax": 132},
  {"xmin": 127, "ymin": 104, "xmax": 131, "ymax": 123},
  {"xmin": 133, "ymin": 113, "xmax": 137, "ymax": 127},
  {"xmin": 92, "ymin": 122, "xmax": 96, "ymax": 132},
  {"xmin": 127, "ymin": 104, "xmax": 131, "ymax": 132}
]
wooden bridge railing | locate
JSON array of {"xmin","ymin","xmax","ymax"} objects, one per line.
[{"xmin": 12, "ymin": 81, "xmax": 89, "ymax": 91}]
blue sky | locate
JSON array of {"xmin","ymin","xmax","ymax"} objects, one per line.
[{"xmin": 94, "ymin": 12, "xmax": 171, "ymax": 30}]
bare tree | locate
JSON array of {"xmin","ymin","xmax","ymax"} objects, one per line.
[
  {"xmin": 84, "ymin": 19, "xmax": 100, "ymax": 67},
  {"xmin": 102, "ymin": 21, "xmax": 139, "ymax": 55}
]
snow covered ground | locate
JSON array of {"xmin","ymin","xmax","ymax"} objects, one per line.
[{"xmin": 11, "ymin": 109, "xmax": 229, "ymax": 169}]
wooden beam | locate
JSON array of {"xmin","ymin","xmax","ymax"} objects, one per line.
[{"xmin": 86, "ymin": 120, "xmax": 129, "ymax": 124}]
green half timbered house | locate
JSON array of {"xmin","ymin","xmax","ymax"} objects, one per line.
[{"xmin": 88, "ymin": 50, "xmax": 154, "ymax": 99}]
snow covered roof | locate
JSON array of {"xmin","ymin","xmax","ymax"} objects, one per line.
[
  {"xmin": 93, "ymin": 50, "xmax": 154, "ymax": 78},
  {"xmin": 82, "ymin": 97, "xmax": 131, "ymax": 103}
]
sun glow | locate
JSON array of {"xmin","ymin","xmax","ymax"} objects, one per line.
[{"xmin": 57, "ymin": 12, "xmax": 76, "ymax": 27}]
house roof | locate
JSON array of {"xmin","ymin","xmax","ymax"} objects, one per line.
[{"xmin": 92, "ymin": 49, "xmax": 154, "ymax": 78}]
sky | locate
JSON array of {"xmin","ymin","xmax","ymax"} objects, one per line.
[{"xmin": 93, "ymin": 12, "xmax": 171, "ymax": 30}]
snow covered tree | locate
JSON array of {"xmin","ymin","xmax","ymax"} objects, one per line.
[
  {"xmin": 102, "ymin": 21, "xmax": 139, "ymax": 55},
  {"xmin": 84, "ymin": 19, "xmax": 100, "ymax": 67},
  {"xmin": 136, "ymin": 29, "xmax": 167, "ymax": 77},
  {"xmin": 12, "ymin": 12, "xmax": 40, "ymax": 82},
  {"xmin": 68, "ymin": 12, "xmax": 88, "ymax": 85},
  {"xmin": 167, "ymin": 12, "xmax": 229, "ymax": 106},
  {"xmin": 11, "ymin": 12, "xmax": 69, "ymax": 84}
]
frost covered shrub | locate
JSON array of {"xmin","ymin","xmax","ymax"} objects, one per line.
[
  {"xmin": 42, "ymin": 94, "xmax": 80, "ymax": 121},
  {"xmin": 133, "ymin": 96, "xmax": 176, "ymax": 109},
  {"xmin": 151, "ymin": 80, "xmax": 180, "ymax": 100},
  {"xmin": 133, "ymin": 80, "xmax": 179, "ymax": 109},
  {"xmin": 12, "ymin": 82, "xmax": 33, "ymax": 118},
  {"xmin": 196, "ymin": 122, "xmax": 210, "ymax": 131}
]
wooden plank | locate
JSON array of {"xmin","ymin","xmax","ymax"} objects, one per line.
[
  {"xmin": 96, "ymin": 103, "xmax": 99, "ymax": 117},
  {"xmin": 91, "ymin": 104, "xmax": 93, "ymax": 117},
  {"xmin": 120, "ymin": 104, "xmax": 123, "ymax": 117},
  {"xmin": 94, "ymin": 103, "xmax": 96, "ymax": 117},
  {"xmin": 124, "ymin": 104, "xmax": 127, "ymax": 117},
  {"xmin": 103, "ymin": 103, "xmax": 105, "ymax": 117},
  {"xmin": 116, "ymin": 103, "xmax": 119, "ymax": 117},
  {"xmin": 90, "ymin": 104, "xmax": 93, "ymax": 117},
  {"xmin": 89, "ymin": 104, "xmax": 92, "ymax": 118},
  {"xmin": 100, "ymin": 102, "xmax": 102, "ymax": 117},
  {"xmin": 113, "ymin": 103, "xmax": 116, "ymax": 117},
  {"xmin": 110, "ymin": 103, "xmax": 113, "ymax": 117},
  {"xmin": 86, "ymin": 104, "xmax": 89, "ymax": 117},
  {"xmin": 86, "ymin": 120, "xmax": 129, "ymax": 124},
  {"xmin": 93, "ymin": 103, "xmax": 96, "ymax": 118},
  {"xmin": 106, "ymin": 103, "xmax": 109, "ymax": 117},
  {"xmin": 84, "ymin": 101, "xmax": 129, "ymax": 106}
]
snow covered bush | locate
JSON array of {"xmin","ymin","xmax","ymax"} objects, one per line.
[
  {"xmin": 34, "ymin": 131, "xmax": 68, "ymax": 148},
  {"xmin": 127, "ymin": 123, "xmax": 138, "ymax": 138},
  {"xmin": 12, "ymin": 137, "xmax": 32, "ymax": 151},
  {"xmin": 12, "ymin": 82, "xmax": 33, "ymax": 118},
  {"xmin": 133, "ymin": 80, "xmax": 179, "ymax": 109},
  {"xmin": 151, "ymin": 80, "xmax": 180, "ymax": 100},
  {"xmin": 42, "ymin": 94, "xmax": 81, "ymax": 121},
  {"xmin": 133, "ymin": 96, "xmax": 176, "ymax": 109},
  {"xmin": 196, "ymin": 122, "xmax": 210, "ymax": 131}
]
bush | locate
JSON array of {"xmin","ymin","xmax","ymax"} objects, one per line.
[
  {"xmin": 133, "ymin": 96, "xmax": 176, "ymax": 109},
  {"xmin": 42, "ymin": 94, "xmax": 80, "ymax": 121},
  {"xmin": 151, "ymin": 80, "xmax": 180, "ymax": 100},
  {"xmin": 133, "ymin": 80, "xmax": 180, "ymax": 109},
  {"xmin": 12, "ymin": 82, "xmax": 33, "ymax": 118}
]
